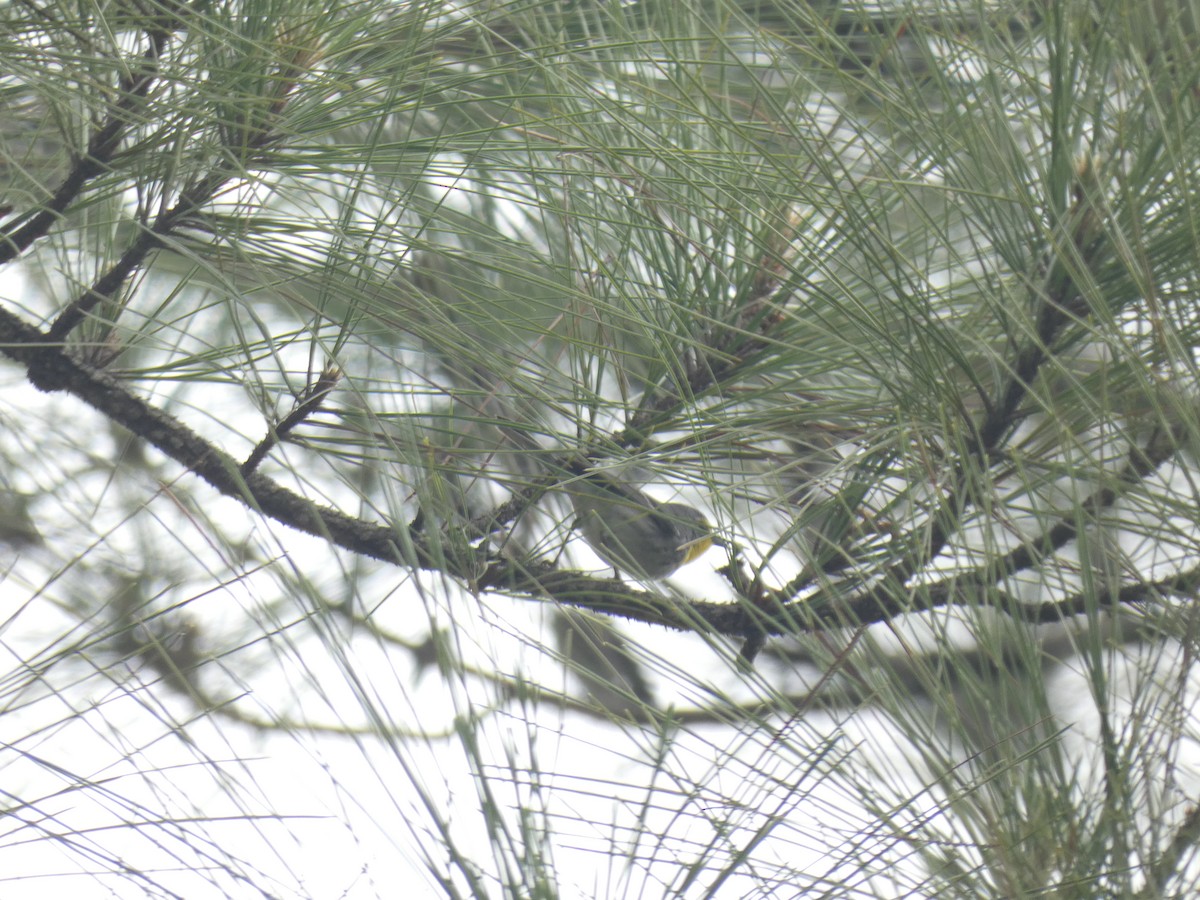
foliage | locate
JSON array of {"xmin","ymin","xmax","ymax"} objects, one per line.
[{"xmin": 2, "ymin": 0, "xmax": 1200, "ymax": 896}]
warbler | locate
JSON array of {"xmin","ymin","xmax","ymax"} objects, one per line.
[{"xmin": 567, "ymin": 469, "xmax": 721, "ymax": 579}]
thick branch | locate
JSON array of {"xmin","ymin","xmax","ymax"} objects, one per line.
[
  {"xmin": 0, "ymin": 313, "xmax": 407, "ymax": 564},
  {"xmin": 0, "ymin": 296, "xmax": 1178, "ymax": 640}
]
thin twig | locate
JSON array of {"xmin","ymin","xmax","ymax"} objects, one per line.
[
  {"xmin": 242, "ymin": 367, "xmax": 343, "ymax": 475},
  {"xmin": 0, "ymin": 30, "xmax": 169, "ymax": 263}
]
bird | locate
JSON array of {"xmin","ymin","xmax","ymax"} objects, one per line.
[{"xmin": 566, "ymin": 469, "xmax": 721, "ymax": 579}]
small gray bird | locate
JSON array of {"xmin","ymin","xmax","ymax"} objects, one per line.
[{"xmin": 567, "ymin": 470, "xmax": 720, "ymax": 579}]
